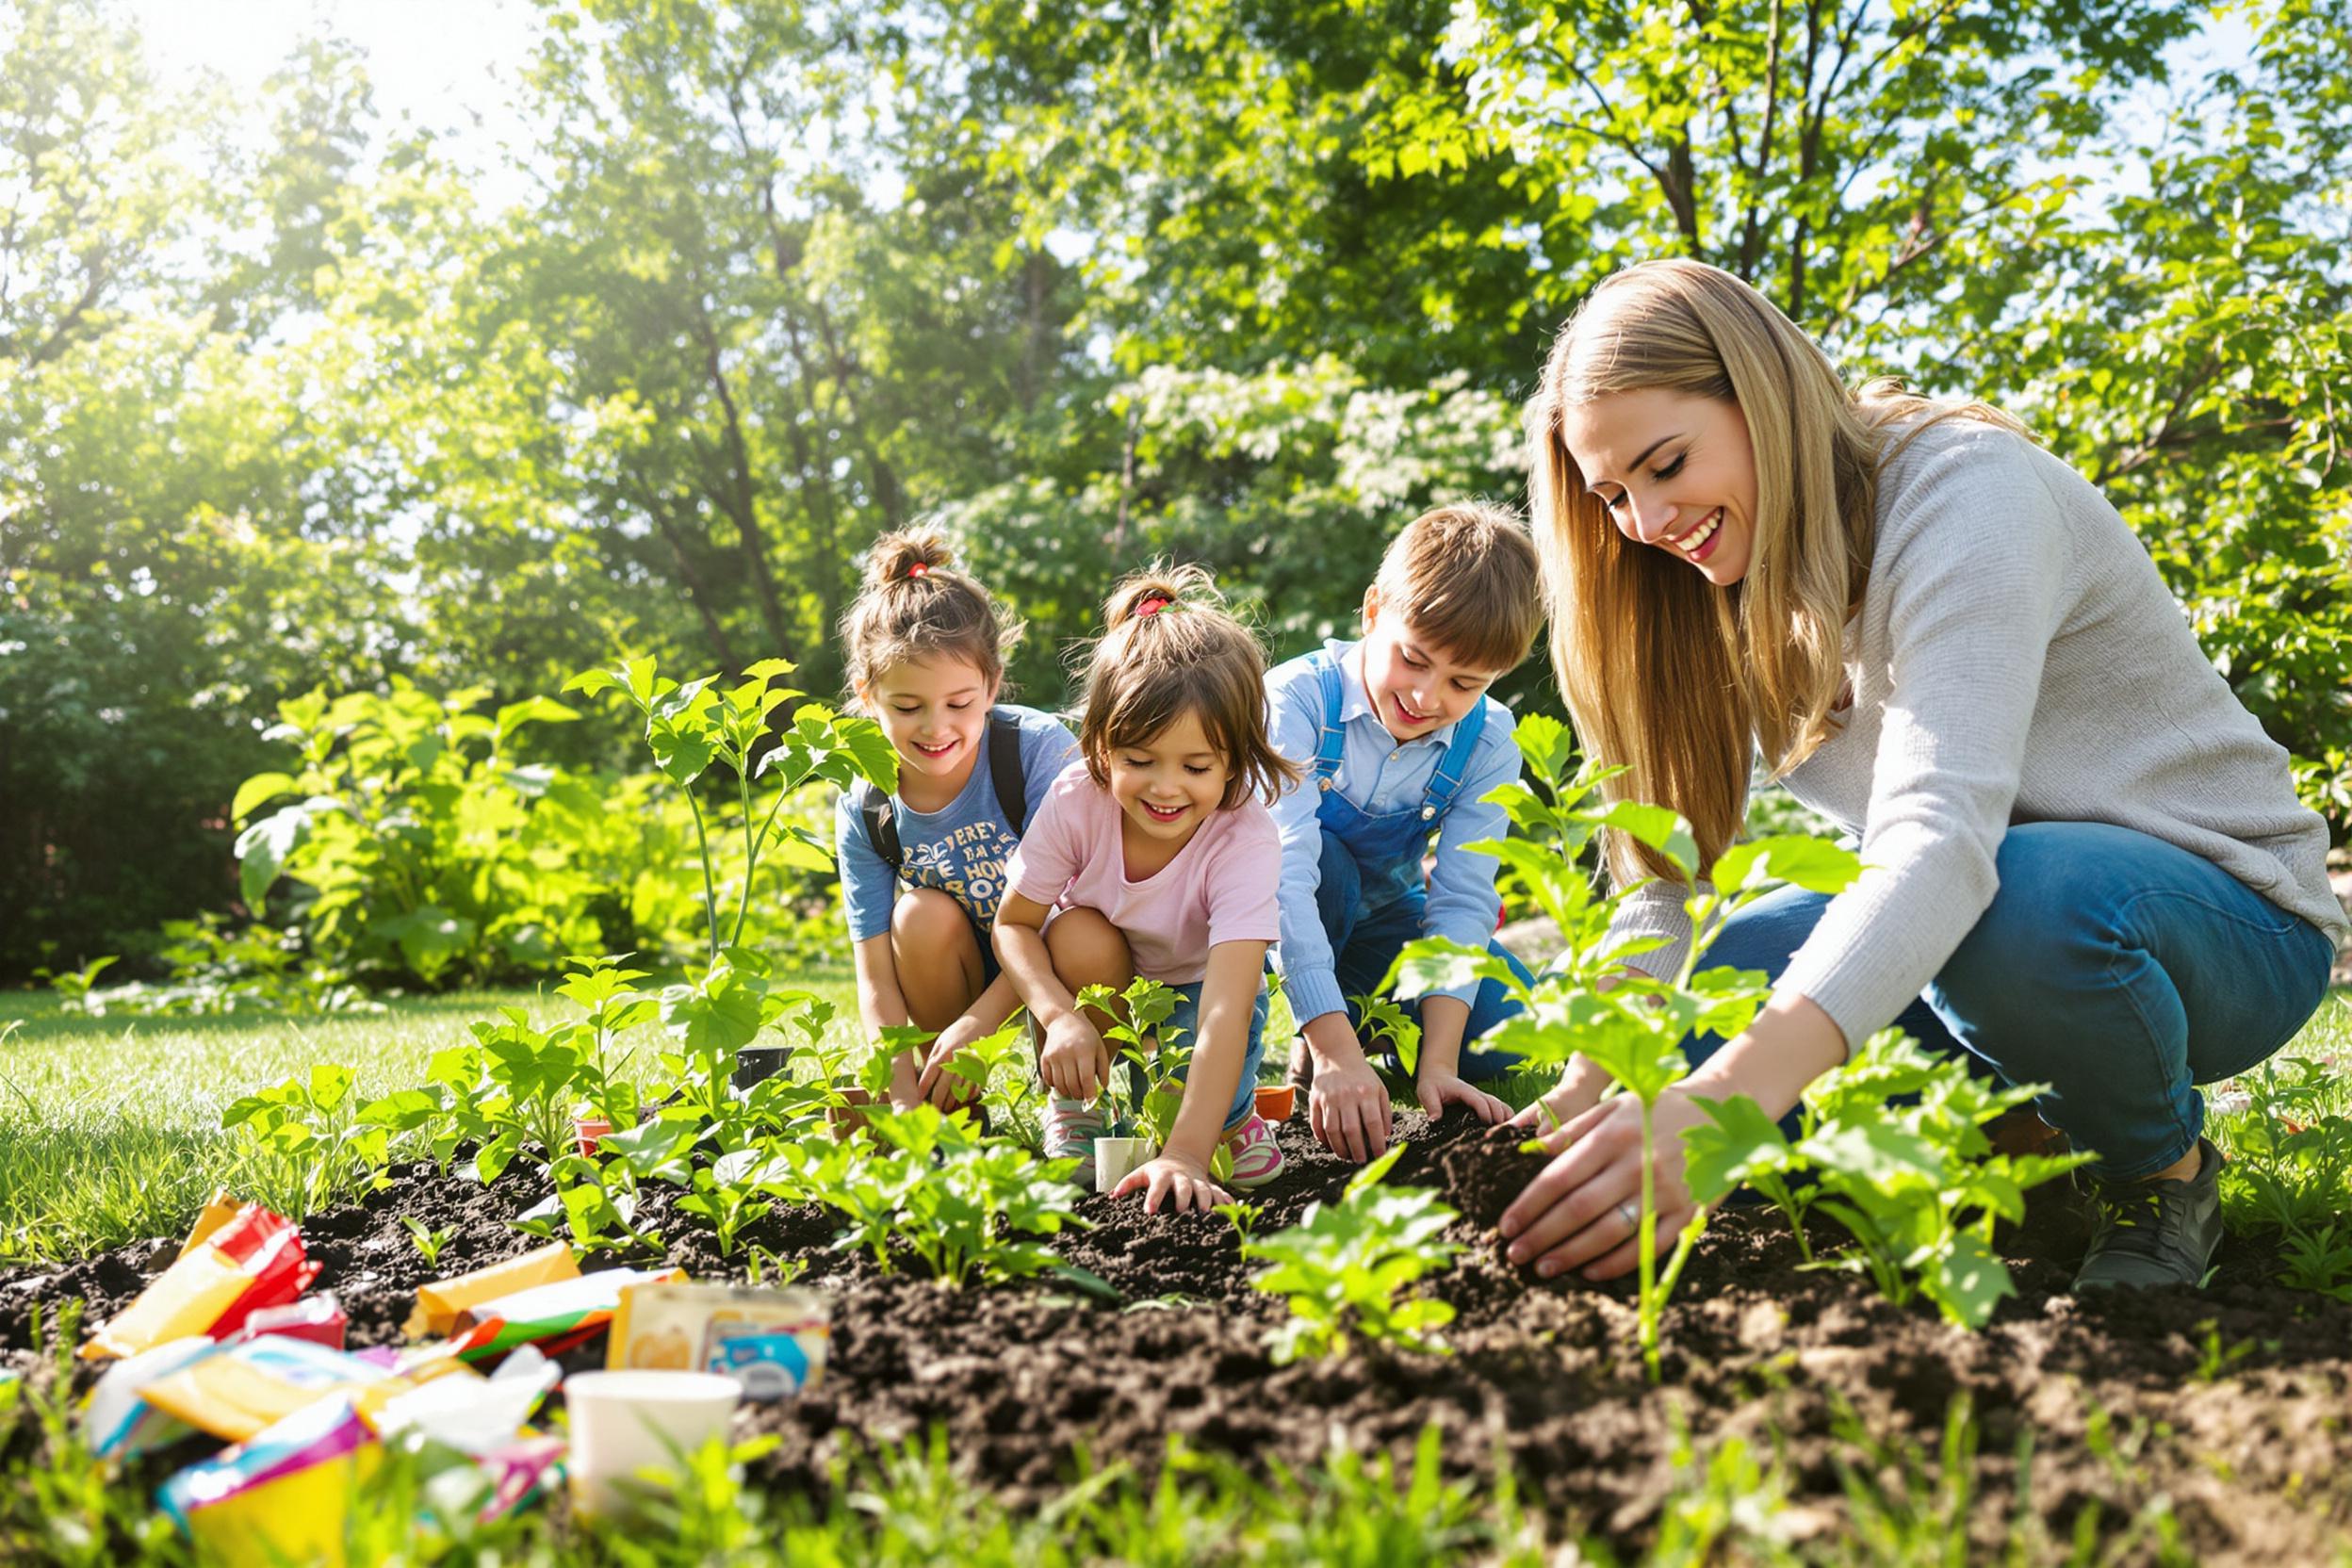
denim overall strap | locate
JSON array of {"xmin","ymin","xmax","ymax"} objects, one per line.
[
  {"xmin": 1312, "ymin": 649, "xmax": 1348, "ymax": 790},
  {"xmin": 1414, "ymin": 699, "xmax": 1488, "ymax": 824}
]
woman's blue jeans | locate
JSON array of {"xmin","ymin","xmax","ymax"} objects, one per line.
[{"xmin": 1695, "ymin": 822, "xmax": 2336, "ymax": 1178}]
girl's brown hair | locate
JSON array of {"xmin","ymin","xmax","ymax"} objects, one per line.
[
  {"xmin": 1078, "ymin": 565, "xmax": 1302, "ymax": 810},
  {"xmin": 839, "ymin": 529, "xmax": 1022, "ymax": 698}
]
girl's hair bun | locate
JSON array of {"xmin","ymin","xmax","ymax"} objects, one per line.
[
  {"xmin": 1102, "ymin": 564, "xmax": 1211, "ymax": 629},
  {"xmin": 864, "ymin": 530, "xmax": 956, "ymax": 591},
  {"xmin": 840, "ymin": 526, "xmax": 1020, "ymax": 697}
]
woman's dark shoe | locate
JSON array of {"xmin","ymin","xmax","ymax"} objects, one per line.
[{"xmin": 2073, "ymin": 1137, "xmax": 2225, "ymax": 1291}]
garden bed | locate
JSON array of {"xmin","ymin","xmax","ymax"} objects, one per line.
[{"xmin": 4, "ymin": 1110, "xmax": 2348, "ymax": 1563}]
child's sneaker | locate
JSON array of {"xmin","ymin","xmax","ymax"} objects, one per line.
[
  {"xmin": 1222, "ymin": 1112, "xmax": 1285, "ymax": 1189},
  {"xmin": 1044, "ymin": 1097, "xmax": 1111, "ymax": 1186}
]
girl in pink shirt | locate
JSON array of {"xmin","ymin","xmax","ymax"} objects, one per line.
[{"xmin": 997, "ymin": 567, "xmax": 1302, "ymax": 1213}]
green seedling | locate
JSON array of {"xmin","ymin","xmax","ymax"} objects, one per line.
[
  {"xmin": 1376, "ymin": 712, "xmax": 1867, "ymax": 1380},
  {"xmin": 935, "ymin": 1012, "xmax": 1045, "ymax": 1148},
  {"xmin": 1074, "ymin": 975, "xmax": 1233, "ymax": 1180},
  {"xmin": 776, "ymin": 1106, "xmax": 1098, "ymax": 1288},
  {"xmin": 1352, "ymin": 994, "xmax": 1420, "ymax": 1079},
  {"xmin": 1242, "ymin": 1145, "xmax": 1462, "ymax": 1364},
  {"xmin": 402, "ymin": 1216, "xmax": 456, "ymax": 1269},
  {"xmin": 1686, "ymin": 1031, "xmax": 2091, "ymax": 1328},
  {"xmin": 1214, "ymin": 1199, "xmax": 1266, "ymax": 1241}
]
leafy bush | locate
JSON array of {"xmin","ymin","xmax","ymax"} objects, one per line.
[
  {"xmin": 1242, "ymin": 1145, "xmax": 1462, "ymax": 1364},
  {"xmin": 1683, "ymin": 1032, "xmax": 2089, "ymax": 1328},
  {"xmin": 229, "ymin": 681, "xmax": 610, "ymax": 987}
]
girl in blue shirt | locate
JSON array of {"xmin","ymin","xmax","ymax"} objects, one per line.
[{"xmin": 833, "ymin": 531, "xmax": 1077, "ymax": 1110}]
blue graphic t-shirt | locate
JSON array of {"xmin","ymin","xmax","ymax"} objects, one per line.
[{"xmin": 833, "ymin": 703, "xmax": 1080, "ymax": 942}]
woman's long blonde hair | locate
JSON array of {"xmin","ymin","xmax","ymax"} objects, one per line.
[{"xmin": 1526, "ymin": 258, "xmax": 2020, "ymax": 888}]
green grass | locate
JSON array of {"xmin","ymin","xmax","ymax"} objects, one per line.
[
  {"xmin": 0, "ymin": 972, "xmax": 863, "ymax": 1262},
  {"xmin": 6, "ymin": 979, "xmax": 2344, "ymax": 1266}
]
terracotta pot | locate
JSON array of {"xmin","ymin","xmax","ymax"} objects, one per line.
[
  {"xmin": 1253, "ymin": 1084, "xmax": 1296, "ymax": 1123},
  {"xmin": 826, "ymin": 1086, "xmax": 875, "ymax": 1140}
]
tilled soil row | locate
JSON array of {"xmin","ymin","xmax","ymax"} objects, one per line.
[{"xmin": 4, "ymin": 1111, "xmax": 2348, "ymax": 1563}]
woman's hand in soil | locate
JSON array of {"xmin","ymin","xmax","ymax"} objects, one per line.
[
  {"xmin": 1497, "ymin": 1086, "xmax": 1707, "ymax": 1282},
  {"xmin": 914, "ymin": 1016, "xmax": 989, "ymax": 1110},
  {"xmin": 1037, "ymin": 1010, "xmax": 1112, "ymax": 1101},
  {"xmin": 1309, "ymin": 1057, "xmax": 1394, "ymax": 1164},
  {"xmin": 1414, "ymin": 1068, "xmax": 1511, "ymax": 1125},
  {"xmin": 1112, "ymin": 1151, "xmax": 1232, "ymax": 1215}
]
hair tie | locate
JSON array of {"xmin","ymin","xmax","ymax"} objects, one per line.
[
  {"xmin": 1134, "ymin": 594, "xmax": 1173, "ymax": 617},
  {"xmin": 907, "ymin": 562, "xmax": 930, "ymax": 578}
]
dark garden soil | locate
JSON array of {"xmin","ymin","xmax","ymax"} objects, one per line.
[{"xmin": 6, "ymin": 1110, "xmax": 2351, "ymax": 1564}]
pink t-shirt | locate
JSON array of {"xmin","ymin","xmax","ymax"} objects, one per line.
[{"xmin": 1004, "ymin": 761, "xmax": 1282, "ymax": 984}]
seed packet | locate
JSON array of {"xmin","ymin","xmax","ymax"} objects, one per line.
[
  {"xmin": 82, "ymin": 1335, "xmax": 214, "ymax": 1459},
  {"xmin": 83, "ymin": 1202, "xmax": 320, "ymax": 1362},
  {"xmin": 175, "ymin": 1188, "xmax": 243, "ymax": 1260},
  {"xmin": 445, "ymin": 1265, "xmax": 685, "ymax": 1364},
  {"xmin": 159, "ymin": 1393, "xmax": 382, "ymax": 1567},
  {"xmin": 608, "ymin": 1281, "xmax": 831, "ymax": 1399},
  {"xmin": 359, "ymin": 1344, "xmax": 560, "ymax": 1456},
  {"xmin": 403, "ymin": 1241, "xmax": 579, "ymax": 1339},
  {"xmin": 230, "ymin": 1291, "xmax": 348, "ymax": 1351},
  {"xmin": 139, "ymin": 1334, "xmax": 399, "ymax": 1443}
]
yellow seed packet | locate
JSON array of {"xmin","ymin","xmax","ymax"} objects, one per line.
[{"xmin": 402, "ymin": 1241, "xmax": 578, "ymax": 1339}]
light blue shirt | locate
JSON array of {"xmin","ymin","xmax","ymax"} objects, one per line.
[
  {"xmin": 833, "ymin": 704, "xmax": 1079, "ymax": 942},
  {"xmin": 1265, "ymin": 640, "xmax": 1519, "ymax": 1024}
]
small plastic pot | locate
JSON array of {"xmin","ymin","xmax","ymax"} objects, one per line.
[
  {"xmin": 732, "ymin": 1045, "xmax": 792, "ymax": 1092},
  {"xmin": 826, "ymin": 1086, "xmax": 874, "ymax": 1141},
  {"xmin": 565, "ymin": 1369, "xmax": 743, "ymax": 1523},
  {"xmin": 1252, "ymin": 1084, "xmax": 1296, "ymax": 1123},
  {"xmin": 1094, "ymin": 1136, "xmax": 1158, "ymax": 1194},
  {"xmin": 574, "ymin": 1115, "xmax": 613, "ymax": 1160}
]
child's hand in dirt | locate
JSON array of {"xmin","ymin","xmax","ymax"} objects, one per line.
[
  {"xmin": 1038, "ymin": 1011, "xmax": 1112, "ymax": 1101},
  {"xmin": 1414, "ymin": 1068, "xmax": 1511, "ymax": 1125},
  {"xmin": 1113, "ymin": 1150, "xmax": 1232, "ymax": 1215},
  {"xmin": 914, "ymin": 1016, "xmax": 990, "ymax": 1110},
  {"xmin": 1309, "ymin": 1057, "xmax": 1394, "ymax": 1164}
]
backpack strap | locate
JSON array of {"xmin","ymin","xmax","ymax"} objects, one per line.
[
  {"xmin": 988, "ymin": 710, "xmax": 1029, "ymax": 835},
  {"xmin": 855, "ymin": 779, "xmax": 903, "ymax": 875},
  {"xmin": 858, "ymin": 710, "xmax": 1026, "ymax": 878}
]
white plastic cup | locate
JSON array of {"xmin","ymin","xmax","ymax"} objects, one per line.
[
  {"xmin": 564, "ymin": 1370, "xmax": 743, "ymax": 1522},
  {"xmin": 1095, "ymin": 1136, "xmax": 1158, "ymax": 1194}
]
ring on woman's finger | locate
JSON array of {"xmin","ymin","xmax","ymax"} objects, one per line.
[{"xmin": 1616, "ymin": 1199, "xmax": 1639, "ymax": 1231}]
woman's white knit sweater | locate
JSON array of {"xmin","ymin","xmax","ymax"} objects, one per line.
[{"xmin": 1603, "ymin": 415, "xmax": 2346, "ymax": 1047}]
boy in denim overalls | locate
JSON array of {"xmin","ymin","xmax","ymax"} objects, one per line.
[{"xmin": 1265, "ymin": 504, "xmax": 1548, "ymax": 1163}]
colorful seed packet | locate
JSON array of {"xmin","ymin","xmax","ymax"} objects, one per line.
[
  {"xmin": 83, "ymin": 1202, "xmax": 320, "ymax": 1362},
  {"xmin": 403, "ymin": 1241, "xmax": 579, "ymax": 1339},
  {"xmin": 607, "ymin": 1281, "xmax": 831, "ymax": 1399},
  {"xmin": 445, "ymin": 1265, "xmax": 685, "ymax": 1364}
]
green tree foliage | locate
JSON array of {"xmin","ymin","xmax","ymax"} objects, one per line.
[
  {"xmin": 7, "ymin": 0, "xmax": 2347, "ymax": 983},
  {"xmin": 0, "ymin": 1, "xmax": 407, "ymax": 977}
]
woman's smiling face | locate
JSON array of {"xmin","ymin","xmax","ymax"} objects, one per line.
[{"xmin": 1560, "ymin": 388, "xmax": 1759, "ymax": 585}]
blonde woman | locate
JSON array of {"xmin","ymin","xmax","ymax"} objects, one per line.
[{"xmin": 1503, "ymin": 259, "xmax": 2344, "ymax": 1294}]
